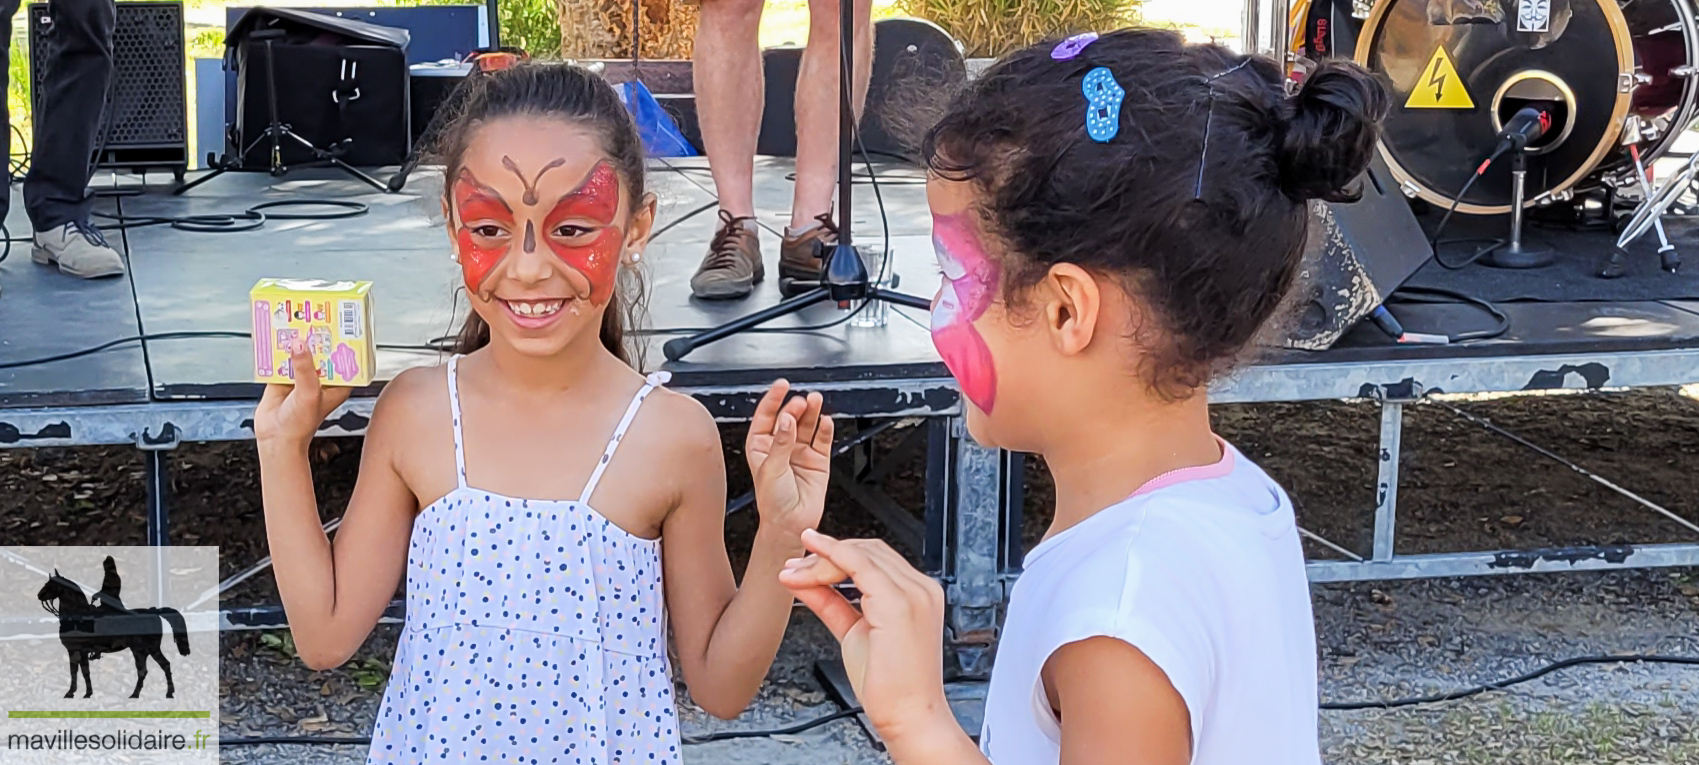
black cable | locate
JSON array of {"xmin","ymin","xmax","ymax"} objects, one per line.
[
  {"xmin": 1320, "ymin": 654, "xmax": 1699, "ymax": 711},
  {"xmin": 1429, "ymin": 153, "xmax": 1504, "ymax": 270},
  {"xmin": 214, "ymin": 653, "xmax": 1699, "ymax": 748},
  {"xmin": 682, "ymin": 706, "xmax": 864, "ymax": 744},
  {"xmin": 647, "ymin": 200, "xmax": 719, "ymax": 244},
  {"xmin": 1386, "ymin": 285, "xmax": 1510, "ymax": 343},
  {"xmin": 91, "ymin": 199, "xmax": 369, "ymax": 234},
  {"xmin": 220, "ymin": 706, "xmax": 866, "ymax": 748},
  {"xmin": 221, "ymin": 736, "xmax": 372, "ymax": 748},
  {"xmin": 0, "ymin": 331, "xmax": 440, "ymax": 371}
]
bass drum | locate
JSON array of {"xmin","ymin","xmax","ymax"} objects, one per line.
[
  {"xmin": 1295, "ymin": 0, "xmax": 1370, "ymax": 62},
  {"xmin": 1355, "ymin": 0, "xmax": 1699, "ymax": 215}
]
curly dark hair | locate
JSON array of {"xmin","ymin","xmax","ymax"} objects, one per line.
[
  {"xmin": 921, "ymin": 28, "xmax": 1387, "ymax": 398},
  {"xmin": 427, "ymin": 62, "xmax": 648, "ymax": 365}
]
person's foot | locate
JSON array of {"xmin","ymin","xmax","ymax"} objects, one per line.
[
  {"xmin": 690, "ymin": 210, "xmax": 764, "ymax": 300},
  {"xmin": 779, "ymin": 212, "xmax": 838, "ymax": 282},
  {"xmin": 32, "ymin": 222, "xmax": 125, "ymax": 278}
]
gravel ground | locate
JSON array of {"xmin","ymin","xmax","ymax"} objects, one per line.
[{"xmin": 3, "ymin": 390, "xmax": 1698, "ymax": 763}]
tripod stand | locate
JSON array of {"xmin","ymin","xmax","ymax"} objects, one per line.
[
  {"xmin": 175, "ymin": 30, "xmax": 388, "ymax": 196},
  {"xmin": 661, "ymin": 0, "xmax": 931, "ymax": 361}
]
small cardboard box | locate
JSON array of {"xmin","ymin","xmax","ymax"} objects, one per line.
[{"xmin": 250, "ymin": 279, "xmax": 375, "ymax": 387}]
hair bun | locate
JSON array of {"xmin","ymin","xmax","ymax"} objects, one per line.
[{"xmin": 1277, "ymin": 60, "xmax": 1388, "ymax": 202}]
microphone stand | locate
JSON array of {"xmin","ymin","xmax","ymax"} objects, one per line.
[{"xmin": 661, "ymin": 0, "xmax": 931, "ymax": 362}]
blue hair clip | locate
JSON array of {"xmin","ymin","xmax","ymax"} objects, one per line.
[
  {"xmin": 1052, "ymin": 32, "xmax": 1099, "ymax": 60},
  {"xmin": 1082, "ymin": 67, "xmax": 1125, "ymax": 143}
]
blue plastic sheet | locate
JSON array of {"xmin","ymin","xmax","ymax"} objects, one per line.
[{"xmin": 616, "ymin": 80, "xmax": 698, "ymax": 158}]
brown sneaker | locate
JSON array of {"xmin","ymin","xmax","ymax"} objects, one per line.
[
  {"xmin": 690, "ymin": 210, "xmax": 765, "ymax": 300},
  {"xmin": 779, "ymin": 212, "xmax": 838, "ymax": 282}
]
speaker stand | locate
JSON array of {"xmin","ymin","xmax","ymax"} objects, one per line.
[{"xmin": 175, "ymin": 34, "xmax": 389, "ymax": 197}]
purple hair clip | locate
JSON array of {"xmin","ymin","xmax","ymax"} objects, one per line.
[{"xmin": 1051, "ymin": 32, "xmax": 1100, "ymax": 60}]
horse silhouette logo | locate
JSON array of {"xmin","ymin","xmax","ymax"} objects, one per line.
[{"xmin": 34, "ymin": 557, "xmax": 190, "ymax": 699}]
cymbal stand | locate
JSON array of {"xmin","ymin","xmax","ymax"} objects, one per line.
[{"xmin": 1613, "ymin": 120, "xmax": 1696, "ymax": 276}]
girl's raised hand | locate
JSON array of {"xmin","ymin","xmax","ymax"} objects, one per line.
[
  {"xmin": 254, "ymin": 342, "xmax": 352, "ymax": 449},
  {"xmin": 746, "ymin": 379, "xmax": 833, "ymax": 537},
  {"xmin": 779, "ymin": 530, "xmax": 954, "ymax": 743}
]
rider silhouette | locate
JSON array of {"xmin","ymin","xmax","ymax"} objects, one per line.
[{"xmin": 93, "ymin": 556, "xmax": 125, "ymax": 613}]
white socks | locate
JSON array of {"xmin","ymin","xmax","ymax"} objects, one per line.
[{"xmin": 785, "ymin": 220, "xmax": 823, "ymax": 238}]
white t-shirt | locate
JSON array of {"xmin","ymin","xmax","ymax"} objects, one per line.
[{"xmin": 979, "ymin": 439, "xmax": 1320, "ymax": 765}]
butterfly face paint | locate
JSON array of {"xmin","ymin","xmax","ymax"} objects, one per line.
[
  {"xmin": 452, "ymin": 170, "xmax": 513, "ymax": 292},
  {"xmin": 930, "ymin": 212, "xmax": 1001, "ymax": 413},
  {"xmin": 450, "ymin": 158, "xmax": 625, "ymax": 306},
  {"xmin": 542, "ymin": 161, "xmax": 622, "ymax": 307}
]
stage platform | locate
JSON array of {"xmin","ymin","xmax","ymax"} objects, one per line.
[{"xmin": 4, "ymin": 159, "xmax": 1699, "ymax": 667}]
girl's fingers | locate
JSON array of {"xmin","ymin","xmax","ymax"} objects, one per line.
[
  {"xmin": 749, "ymin": 380, "xmax": 790, "ymax": 442},
  {"xmin": 788, "ymin": 584, "xmax": 863, "ymax": 641},
  {"xmin": 810, "ymin": 413, "xmax": 836, "ymax": 456},
  {"xmin": 795, "ymin": 391, "xmax": 824, "ymax": 442},
  {"xmin": 778, "ymin": 554, "xmax": 850, "ymax": 587},
  {"xmin": 798, "ymin": 531, "xmax": 910, "ymax": 603},
  {"xmin": 290, "ymin": 343, "xmax": 321, "ymax": 396},
  {"xmin": 756, "ymin": 412, "xmax": 799, "ymax": 483}
]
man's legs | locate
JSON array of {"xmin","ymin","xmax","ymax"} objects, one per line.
[
  {"xmin": 688, "ymin": 0, "xmax": 767, "ymax": 299},
  {"xmin": 779, "ymin": 0, "xmax": 871, "ymax": 280},
  {"xmin": 26, "ymin": 0, "xmax": 124, "ymax": 278}
]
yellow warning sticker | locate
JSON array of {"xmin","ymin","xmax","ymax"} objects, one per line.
[{"xmin": 1405, "ymin": 45, "xmax": 1474, "ymax": 109}]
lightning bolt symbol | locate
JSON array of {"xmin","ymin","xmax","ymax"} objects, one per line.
[{"xmin": 1427, "ymin": 56, "xmax": 1446, "ymax": 100}]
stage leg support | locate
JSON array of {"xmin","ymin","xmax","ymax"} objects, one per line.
[
  {"xmin": 944, "ymin": 416, "xmax": 1007, "ymax": 679},
  {"xmin": 1371, "ymin": 401, "xmax": 1405, "ymax": 562},
  {"xmin": 143, "ymin": 447, "xmax": 173, "ymax": 605}
]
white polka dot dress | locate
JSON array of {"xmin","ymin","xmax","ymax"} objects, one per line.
[{"xmin": 368, "ymin": 357, "xmax": 680, "ymax": 764}]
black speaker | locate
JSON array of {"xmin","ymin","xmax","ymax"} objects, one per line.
[
  {"xmin": 226, "ymin": 8, "xmax": 410, "ymax": 169},
  {"xmin": 29, "ymin": 1, "xmax": 189, "ymax": 174},
  {"xmin": 757, "ymin": 18, "xmax": 967, "ymax": 159},
  {"xmin": 757, "ymin": 45, "xmax": 803, "ymax": 157},
  {"xmin": 1285, "ymin": 151, "xmax": 1434, "ymax": 350}
]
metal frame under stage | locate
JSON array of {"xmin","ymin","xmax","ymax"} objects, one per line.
[
  {"xmin": 7, "ymin": 344, "xmax": 1699, "ymax": 621},
  {"xmin": 0, "ymin": 374, "xmax": 1028, "ymax": 676}
]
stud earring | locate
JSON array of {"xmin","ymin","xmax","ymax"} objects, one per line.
[{"xmin": 631, "ymin": 251, "xmax": 642, "ymax": 263}]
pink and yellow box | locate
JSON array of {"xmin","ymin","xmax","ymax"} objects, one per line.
[{"xmin": 250, "ymin": 279, "xmax": 376, "ymax": 387}]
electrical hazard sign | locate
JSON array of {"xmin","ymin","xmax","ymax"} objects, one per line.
[{"xmin": 1406, "ymin": 46, "xmax": 1473, "ymax": 109}]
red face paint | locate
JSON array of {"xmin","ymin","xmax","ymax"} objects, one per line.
[
  {"xmin": 930, "ymin": 212, "xmax": 1001, "ymax": 413},
  {"xmin": 542, "ymin": 162, "xmax": 623, "ymax": 307},
  {"xmin": 452, "ymin": 170, "xmax": 515, "ymax": 292}
]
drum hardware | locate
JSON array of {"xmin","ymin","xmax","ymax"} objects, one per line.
[
  {"xmin": 1612, "ymin": 116, "xmax": 1693, "ymax": 276},
  {"xmin": 1356, "ymin": 0, "xmax": 1697, "ymax": 215}
]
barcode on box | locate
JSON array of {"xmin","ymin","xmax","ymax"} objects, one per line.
[{"xmin": 340, "ymin": 300, "xmax": 364, "ymax": 339}]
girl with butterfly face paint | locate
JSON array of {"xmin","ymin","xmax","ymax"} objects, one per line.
[
  {"xmin": 254, "ymin": 63, "xmax": 837, "ymax": 764},
  {"xmin": 781, "ymin": 29, "xmax": 1387, "ymax": 765}
]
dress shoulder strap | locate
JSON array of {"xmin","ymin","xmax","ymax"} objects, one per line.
[
  {"xmin": 579, "ymin": 371, "xmax": 672, "ymax": 505},
  {"xmin": 446, "ymin": 356, "xmax": 467, "ymax": 488}
]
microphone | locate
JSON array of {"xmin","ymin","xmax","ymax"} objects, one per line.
[{"xmin": 1494, "ymin": 105, "xmax": 1553, "ymax": 156}]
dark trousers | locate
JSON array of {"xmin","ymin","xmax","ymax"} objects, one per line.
[{"xmin": 0, "ymin": 0, "xmax": 115, "ymax": 231}]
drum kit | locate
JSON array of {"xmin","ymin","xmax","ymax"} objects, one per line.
[{"xmin": 1281, "ymin": 0, "xmax": 1699, "ymax": 274}]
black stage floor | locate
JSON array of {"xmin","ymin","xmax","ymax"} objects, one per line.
[{"xmin": 6, "ymin": 158, "xmax": 1699, "ymax": 409}]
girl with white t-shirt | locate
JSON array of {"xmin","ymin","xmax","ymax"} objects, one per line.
[{"xmin": 778, "ymin": 29, "xmax": 1385, "ymax": 765}]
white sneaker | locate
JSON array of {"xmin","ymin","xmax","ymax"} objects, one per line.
[{"xmin": 32, "ymin": 222, "xmax": 125, "ymax": 278}]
